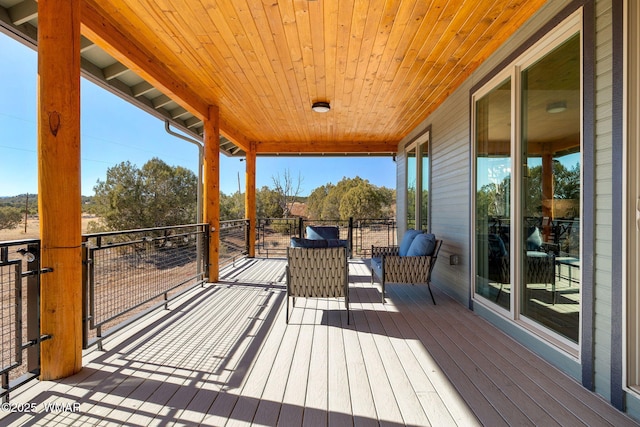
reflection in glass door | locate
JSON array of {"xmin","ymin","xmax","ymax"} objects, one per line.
[
  {"xmin": 520, "ymin": 34, "xmax": 581, "ymax": 343},
  {"xmin": 475, "ymin": 78, "xmax": 512, "ymax": 310},
  {"xmin": 407, "ymin": 147, "xmax": 417, "ymax": 229}
]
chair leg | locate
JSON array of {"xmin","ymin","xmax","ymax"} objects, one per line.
[
  {"xmin": 495, "ymin": 283, "xmax": 503, "ymax": 302},
  {"xmin": 381, "ymin": 281, "xmax": 385, "ymax": 303},
  {"xmin": 286, "ymin": 295, "xmax": 290, "ymax": 324},
  {"xmin": 427, "ymin": 281, "xmax": 436, "ymax": 305},
  {"xmin": 346, "ymin": 299, "xmax": 350, "ymax": 325}
]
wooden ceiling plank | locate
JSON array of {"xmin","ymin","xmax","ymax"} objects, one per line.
[
  {"xmin": 240, "ymin": 0, "xmax": 304, "ymax": 135},
  {"xmin": 395, "ymin": 0, "xmax": 509, "ymax": 132},
  {"xmin": 378, "ymin": 0, "xmax": 498, "ymax": 134},
  {"xmin": 344, "ymin": 0, "xmax": 382, "ymax": 137},
  {"xmin": 331, "ymin": 0, "xmax": 355, "ymax": 122},
  {"xmin": 340, "ymin": 0, "xmax": 368, "ymax": 136},
  {"xmin": 397, "ymin": 0, "xmax": 545, "ymax": 135},
  {"xmin": 191, "ymin": 0, "xmax": 281, "ymax": 139},
  {"xmin": 306, "ymin": 0, "xmax": 329, "ymax": 139},
  {"xmin": 350, "ymin": 0, "xmax": 401, "ymax": 134},
  {"xmin": 323, "ymin": 0, "xmax": 339, "ymax": 142},
  {"xmin": 77, "ymin": 0, "xmax": 548, "ymax": 151},
  {"xmin": 260, "ymin": 0, "xmax": 313, "ymax": 140},
  {"xmin": 354, "ymin": 0, "xmax": 436, "ymax": 140},
  {"xmin": 373, "ymin": 0, "xmax": 458, "ymax": 134},
  {"xmin": 278, "ymin": 0, "xmax": 315, "ymax": 142},
  {"xmin": 81, "ymin": 1, "xmax": 209, "ymax": 119}
]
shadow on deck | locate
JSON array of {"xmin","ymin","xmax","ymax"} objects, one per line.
[{"xmin": 2, "ymin": 258, "xmax": 638, "ymax": 426}]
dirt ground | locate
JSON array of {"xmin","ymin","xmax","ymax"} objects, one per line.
[{"xmin": 0, "ymin": 216, "xmax": 97, "ymax": 241}]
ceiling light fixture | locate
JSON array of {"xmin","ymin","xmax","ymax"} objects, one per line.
[
  {"xmin": 546, "ymin": 101, "xmax": 567, "ymax": 114},
  {"xmin": 312, "ymin": 101, "xmax": 331, "ymax": 113}
]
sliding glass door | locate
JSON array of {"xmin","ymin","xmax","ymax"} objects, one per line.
[{"xmin": 473, "ymin": 13, "xmax": 582, "ymax": 347}]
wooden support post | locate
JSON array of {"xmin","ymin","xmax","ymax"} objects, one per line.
[
  {"xmin": 37, "ymin": 0, "xmax": 82, "ymax": 380},
  {"xmin": 204, "ymin": 105, "xmax": 220, "ymax": 281},
  {"xmin": 245, "ymin": 142, "xmax": 256, "ymax": 257}
]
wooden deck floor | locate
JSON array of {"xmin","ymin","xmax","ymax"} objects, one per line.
[{"xmin": 2, "ymin": 258, "xmax": 638, "ymax": 426}]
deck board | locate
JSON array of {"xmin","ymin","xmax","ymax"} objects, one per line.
[{"xmin": 2, "ymin": 258, "xmax": 639, "ymax": 427}]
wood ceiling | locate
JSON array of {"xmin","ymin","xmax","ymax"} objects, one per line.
[{"xmin": 2, "ymin": 0, "xmax": 548, "ymax": 155}]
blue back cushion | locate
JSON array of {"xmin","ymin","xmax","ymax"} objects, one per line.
[
  {"xmin": 306, "ymin": 225, "xmax": 339, "ymax": 240},
  {"xmin": 290, "ymin": 238, "xmax": 328, "ymax": 248},
  {"xmin": 526, "ymin": 226, "xmax": 542, "ymax": 250},
  {"xmin": 488, "ymin": 234, "xmax": 508, "ymax": 257},
  {"xmin": 399, "ymin": 229, "xmax": 423, "ymax": 256},
  {"xmin": 406, "ymin": 233, "xmax": 437, "ymax": 257}
]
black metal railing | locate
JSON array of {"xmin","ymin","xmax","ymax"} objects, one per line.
[
  {"xmin": 82, "ymin": 224, "xmax": 209, "ymax": 349},
  {"xmin": 0, "ymin": 239, "xmax": 51, "ymax": 403},
  {"xmin": 219, "ymin": 219, "xmax": 249, "ymax": 267},
  {"xmin": 255, "ymin": 217, "xmax": 397, "ymax": 258}
]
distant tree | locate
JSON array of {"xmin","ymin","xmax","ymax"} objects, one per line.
[
  {"xmin": 91, "ymin": 158, "xmax": 197, "ymax": 231},
  {"xmin": 477, "ymin": 176, "xmax": 510, "ymax": 218},
  {"xmin": 256, "ymin": 186, "xmax": 282, "ymax": 218},
  {"xmin": 272, "ymin": 169, "xmax": 303, "ymax": 217},
  {"xmin": 220, "ymin": 192, "xmax": 245, "ymax": 220},
  {"xmin": 0, "ymin": 194, "xmax": 38, "ymax": 215},
  {"xmin": 306, "ymin": 184, "xmax": 333, "ymax": 219},
  {"xmin": 526, "ymin": 161, "xmax": 580, "ymax": 216},
  {"xmin": 303, "ymin": 176, "xmax": 394, "ymax": 220},
  {"xmin": 0, "ymin": 206, "xmax": 22, "ymax": 230},
  {"xmin": 320, "ymin": 177, "xmax": 363, "ymax": 219},
  {"xmin": 339, "ymin": 181, "xmax": 385, "ymax": 219}
]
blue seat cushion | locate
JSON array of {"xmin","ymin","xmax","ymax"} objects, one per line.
[
  {"xmin": 290, "ymin": 237, "xmax": 328, "ymax": 248},
  {"xmin": 406, "ymin": 233, "xmax": 437, "ymax": 256},
  {"xmin": 326, "ymin": 239, "xmax": 348, "ymax": 248},
  {"xmin": 370, "ymin": 257, "xmax": 383, "ymax": 278},
  {"xmin": 306, "ymin": 225, "xmax": 340, "ymax": 240},
  {"xmin": 399, "ymin": 229, "xmax": 423, "ymax": 256}
]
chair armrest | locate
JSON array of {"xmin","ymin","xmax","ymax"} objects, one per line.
[
  {"xmin": 383, "ymin": 255, "xmax": 432, "ymax": 283},
  {"xmin": 371, "ymin": 245, "xmax": 399, "ymax": 258}
]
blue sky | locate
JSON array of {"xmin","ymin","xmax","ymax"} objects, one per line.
[{"xmin": 0, "ymin": 34, "xmax": 396, "ymax": 198}]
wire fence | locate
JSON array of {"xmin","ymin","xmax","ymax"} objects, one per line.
[
  {"xmin": 83, "ymin": 224, "xmax": 208, "ymax": 348},
  {"xmin": 220, "ymin": 219, "xmax": 249, "ymax": 267},
  {"xmin": 255, "ymin": 217, "xmax": 397, "ymax": 258},
  {"xmin": 0, "ymin": 240, "xmax": 48, "ymax": 402}
]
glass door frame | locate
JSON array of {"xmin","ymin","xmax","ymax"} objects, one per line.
[
  {"xmin": 471, "ymin": 11, "xmax": 583, "ymax": 355},
  {"xmin": 405, "ymin": 127, "xmax": 431, "ymax": 231}
]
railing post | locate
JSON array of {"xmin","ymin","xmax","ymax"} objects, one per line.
[
  {"xmin": 26, "ymin": 242, "xmax": 41, "ymax": 373},
  {"xmin": 81, "ymin": 237, "xmax": 89, "ymax": 349},
  {"xmin": 245, "ymin": 219, "xmax": 251, "ymax": 255},
  {"xmin": 204, "ymin": 223, "xmax": 210, "ymax": 282},
  {"xmin": 348, "ymin": 217, "xmax": 354, "ymax": 259},
  {"xmin": 298, "ymin": 217, "xmax": 304, "ymax": 239}
]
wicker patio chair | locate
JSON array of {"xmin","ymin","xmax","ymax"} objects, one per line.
[
  {"xmin": 286, "ymin": 246, "xmax": 349, "ymax": 324},
  {"xmin": 371, "ymin": 239, "xmax": 443, "ymax": 304}
]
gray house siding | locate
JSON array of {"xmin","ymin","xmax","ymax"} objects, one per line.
[
  {"xmin": 397, "ymin": 0, "xmax": 640, "ymax": 417},
  {"xmin": 594, "ymin": 0, "xmax": 615, "ymax": 403}
]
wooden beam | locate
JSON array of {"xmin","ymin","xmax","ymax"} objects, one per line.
[
  {"xmin": 245, "ymin": 142, "xmax": 257, "ymax": 257},
  {"xmin": 80, "ymin": 1, "xmax": 209, "ymax": 120},
  {"xmin": 255, "ymin": 140, "xmax": 398, "ymax": 154},
  {"xmin": 219, "ymin": 118, "xmax": 251, "ymax": 153},
  {"xmin": 203, "ymin": 105, "xmax": 220, "ymax": 282},
  {"xmin": 37, "ymin": 0, "xmax": 82, "ymax": 380},
  {"xmin": 80, "ymin": 1, "xmax": 251, "ymax": 154}
]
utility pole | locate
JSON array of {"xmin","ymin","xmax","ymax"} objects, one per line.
[{"xmin": 24, "ymin": 192, "xmax": 28, "ymax": 233}]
